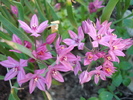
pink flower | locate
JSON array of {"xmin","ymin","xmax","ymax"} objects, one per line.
[
  {"xmin": 84, "ymin": 52, "xmax": 98, "ymax": 65},
  {"xmin": 54, "ymin": 3, "xmax": 61, "ymax": 10},
  {"xmin": 32, "ymin": 45, "xmax": 52, "ymax": 60},
  {"xmin": 0, "ymin": 57, "xmax": 28, "ymax": 86},
  {"xmin": 90, "ymin": 66, "xmax": 108, "ymax": 84},
  {"xmin": 88, "ymin": 0, "xmax": 104, "ymax": 13},
  {"xmin": 79, "ymin": 70, "xmax": 92, "ymax": 84},
  {"xmin": 19, "ymin": 69, "xmax": 46, "ymax": 94},
  {"xmin": 107, "ymin": 38, "xmax": 125, "ymax": 62},
  {"xmin": 18, "ymin": 14, "xmax": 48, "ymax": 37},
  {"xmin": 10, "ymin": 5, "xmax": 18, "ymax": 16},
  {"xmin": 102, "ymin": 61, "xmax": 116, "ymax": 76},
  {"xmin": 10, "ymin": 34, "xmax": 32, "ymax": 53},
  {"xmin": 63, "ymin": 26, "xmax": 84, "ymax": 50},
  {"xmin": 46, "ymin": 64, "xmax": 70, "ymax": 89}
]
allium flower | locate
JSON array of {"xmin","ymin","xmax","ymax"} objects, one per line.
[
  {"xmin": 18, "ymin": 14, "xmax": 48, "ymax": 37},
  {"xmin": 10, "ymin": 5, "xmax": 18, "ymax": 16},
  {"xmin": 88, "ymin": 0, "xmax": 104, "ymax": 13},
  {"xmin": 63, "ymin": 26, "xmax": 84, "ymax": 50},
  {"xmin": 10, "ymin": 34, "xmax": 32, "ymax": 53},
  {"xmin": 0, "ymin": 57, "xmax": 28, "ymax": 86},
  {"xmin": 19, "ymin": 69, "xmax": 46, "ymax": 94},
  {"xmin": 46, "ymin": 64, "xmax": 70, "ymax": 89}
]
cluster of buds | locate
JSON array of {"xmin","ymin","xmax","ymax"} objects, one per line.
[{"xmin": 0, "ymin": 13, "xmax": 132, "ymax": 94}]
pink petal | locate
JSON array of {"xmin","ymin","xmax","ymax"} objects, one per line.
[
  {"xmin": 17, "ymin": 70, "xmax": 26, "ymax": 86},
  {"xmin": 35, "ymin": 69, "xmax": 45, "ymax": 74},
  {"xmin": 94, "ymin": 75, "xmax": 99, "ymax": 84},
  {"xmin": 61, "ymin": 61, "xmax": 73, "ymax": 71},
  {"xmin": 37, "ymin": 20, "xmax": 48, "ymax": 33},
  {"xmin": 18, "ymin": 20, "xmax": 32, "ymax": 33},
  {"xmin": 46, "ymin": 33, "xmax": 57, "ymax": 44},
  {"xmin": 4, "ymin": 68, "xmax": 18, "ymax": 81},
  {"xmin": 78, "ymin": 26, "xmax": 84, "ymax": 40},
  {"xmin": 55, "ymin": 64, "xmax": 71, "ymax": 72},
  {"xmin": 79, "ymin": 71, "xmax": 91, "ymax": 84},
  {"xmin": 52, "ymin": 71, "xmax": 64, "ymax": 82},
  {"xmin": 88, "ymin": 25, "xmax": 97, "ymax": 40},
  {"xmin": 12, "ymin": 34, "xmax": 22, "ymax": 44},
  {"xmin": 74, "ymin": 62, "xmax": 81, "ymax": 75},
  {"xmin": 29, "ymin": 79, "xmax": 37, "ymax": 94},
  {"xmin": 30, "ymin": 33, "xmax": 41, "ymax": 37},
  {"xmin": 114, "ymin": 50, "xmax": 125, "ymax": 56},
  {"xmin": 45, "ymin": 71, "xmax": 52, "ymax": 89},
  {"xmin": 30, "ymin": 14, "xmax": 38, "ymax": 28},
  {"xmin": 20, "ymin": 59, "xmax": 28, "ymax": 67},
  {"xmin": 24, "ymin": 41, "xmax": 32, "ymax": 49},
  {"xmin": 9, "ymin": 50, "xmax": 21, "ymax": 53},
  {"xmin": 63, "ymin": 39, "xmax": 75, "ymax": 45},
  {"xmin": 92, "ymin": 41, "xmax": 98, "ymax": 47},
  {"xmin": 78, "ymin": 43, "xmax": 84, "ymax": 50},
  {"xmin": 37, "ymin": 79, "xmax": 46, "ymax": 91},
  {"xmin": 68, "ymin": 30, "xmax": 77, "ymax": 39}
]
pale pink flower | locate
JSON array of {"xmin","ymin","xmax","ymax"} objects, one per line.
[
  {"xmin": 10, "ymin": 5, "xmax": 18, "ymax": 16},
  {"xmin": 63, "ymin": 26, "xmax": 84, "ymax": 50},
  {"xmin": 0, "ymin": 57, "xmax": 28, "ymax": 86},
  {"xmin": 54, "ymin": 3, "xmax": 61, "ymax": 10},
  {"xmin": 18, "ymin": 14, "xmax": 48, "ymax": 37},
  {"xmin": 88, "ymin": 0, "xmax": 104, "ymax": 13},
  {"xmin": 19, "ymin": 69, "xmax": 46, "ymax": 94}
]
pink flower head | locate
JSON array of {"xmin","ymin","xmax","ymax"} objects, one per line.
[
  {"xmin": 84, "ymin": 52, "xmax": 98, "ymax": 65},
  {"xmin": 46, "ymin": 64, "xmax": 70, "ymax": 89},
  {"xmin": 19, "ymin": 69, "xmax": 46, "ymax": 94},
  {"xmin": 88, "ymin": 0, "xmax": 104, "ymax": 13},
  {"xmin": 103, "ymin": 61, "xmax": 116, "ymax": 76},
  {"xmin": 90, "ymin": 66, "xmax": 108, "ymax": 84},
  {"xmin": 18, "ymin": 14, "xmax": 48, "ymax": 37},
  {"xmin": 81, "ymin": 19, "xmax": 92, "ymax": 33},
  {"xmin": 79, "ymin": 70, "xmax": 92, "ymax": 84},
  {"xmin": 0, "ymin": 57, "xmax": 28, "ymax": 86},
  {"xmin": 56, "ymin": 46, "xmax": 75, "ymax": 71},
  {"xmin": 32, "ymin": 45, "xmax": 52, "ymax": 60},
  {"xmin": 10, "ymin": 5, "xmax": 18, "ymax": 16},
  {"xmin": 120, "ymin": 38, "xmax": 133, "ymax": 50},
  {"xmin": 10, "ymin": 34, "xmax": 32, "ymax": 53},
  {"xmin": 107, "ymin": 38, "xmax": 125, "ymax": 62},
  {"xmin": 63, "ymin": 26, "xmax": 84, "ymax": 50}
]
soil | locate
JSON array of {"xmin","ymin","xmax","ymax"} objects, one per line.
[{"xmin": 0, "ymin": 66, "xmax": 133, "ymax": 100}]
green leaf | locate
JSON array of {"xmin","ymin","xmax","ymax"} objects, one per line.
[
  {"xmin": 12, "ymin": 1, "xmax": 24, "ymax": 20},
  {"xmin": 8, "ymin": 88, "xmax": 20, "ymax": 100},
  {"xmin": 0, "ymin": 54, "xmax": 7, "ymax": 61},
  {"xmin": 0, "ymin": 14, "xmax": 33, "ymax": 43},
  {"xmin": 107, "ymin": 84, "xmax": 116, "ymax": 92},
  {"xmin": 80, "ymin": 97, "xmax": 86, "ymax": 100},
  {"xmin": 99, "ymin": 91, "xmax": 113, "ymax": 100},
  {"xmin": 88, "ymin": 97, "xmax": 99, "ymax": 100},
  {"xmin": 0, "ymin": 31, "xmax": 11, "ymax": 40},
  {"xmin": 123, "ymin": 19, "xmax": 133, "ymax": 28},
  {"xmin": 66, "ymin": 0, "xmax": 77, "ymax": 29},
  {"xmin": 101, "ymin": 0, "xmax": 119, "ymax": 22},
  {"xmin": 127, "ymin": 45, "xmax": 133, "ymax": 55},
  {"xmin": 98, "ymin": 88, "xmax": 106, "ymax": 94},
  {"xmin": 122, "ymin": 78, "xmax": 131, "ymax": 86},
  {"xmin": 0, "ymin": 75, "xmax": 4, "ymax": 80},
  {"xmin": 3, "ymin": 39, "xmax": 35, "ymax": 58},
  {"xmin": 112, "ymin": 73, "xmax": 123, "ymax": 87},
  {"xmin": 119, "ymin": 61, "xmax": 132, "ymax": 70}
]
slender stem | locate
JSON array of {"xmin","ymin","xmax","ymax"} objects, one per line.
[{"xmin": 6, "ymin": 68, "xmax": 13, "ymax": 88}]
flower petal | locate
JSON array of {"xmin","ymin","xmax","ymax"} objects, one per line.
[
  {"xmin": 30, "ymin": 14, "xmax": 38, "ymax": 28},
  {"xmin": 68, "ymin": 30, "xmax": 77, "ymax": 39},
  {"xmin": 78, "ymin": 26, "xmax": 84, "ymax": 40},
  {"xmin": 20, "ymin": 59, "xmax": 28, "ymax": 67},
  {"xmin": 37, "ymin": 79, "xmax": 46, "ymax": 91},
  {"xmin": 29, "ymin": 79, "xmax": 37, "ymax": 94},
  {"xmin": 37, "ymin": 20, "xmax": 48, "ymax": 33},
  {"xmin": 18, "ymin": 20, "xmax": 32, "ymax": 33},
  {"xmin": 4, "ymin": 68, "xmax": 18, "ymax": 81},
  {"xmin": 63, "ymin": 39, "xmax": 75, "ymax": 46},
  {"xmin": 52, "ymin": 71, "xmax": 64, "ymax": 82},
  {"xmin": 12, "ymin": 34, "xmax": 22, "ymax": 44}
]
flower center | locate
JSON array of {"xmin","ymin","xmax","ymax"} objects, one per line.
[
  {"xmin": 52, "ymin": 70, "xmax": 58, "ymax": 76},
  {"xmin": 107, "ymin": 56, "xmax": 111, "ymax": 60},
  {"xmin": 105, "ymin": 67, "xmax": 111, "ymax": 73},
  {"xmin": 75, "ymin": 38, "xmax": 80, "ymax": 43},
  {"xmin": 34, "ymin": 77, "xmax": 38, "ymax": 82},
  {"xmin": 32, "ymin": 25, "xmax": 37, "ymax": 31},
  {"xmin": 113, "ymin": 46, "xmax": 118, "ymax": 50},
  {"xmin": 87, "ymin": 55, "xmax": 93, "ymax": 59},
  {"xmin": 37, "ymin": 51, "xmax": 44, "ymax": 55},
  {"xmin": 13, "ymin": 67, "xmax": 18, "ymax": 72},
  {"xmin": 96, "ymin": 35, "xmax": 102, "ymax": 40}
]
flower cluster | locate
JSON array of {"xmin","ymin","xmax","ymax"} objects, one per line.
[{"xmin": 0, "ymin": 14, "xmax": 132, "ymax": 94}]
